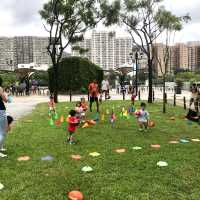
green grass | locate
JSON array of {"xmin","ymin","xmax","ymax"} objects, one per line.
[{"xmin": 1, "ymin": 101, "xmax": 200, "ymax": 200}]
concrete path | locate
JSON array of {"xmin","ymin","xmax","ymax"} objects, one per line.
[{"xmin": 6, "ymin": 95, "xmax": 88, "ymax": 119}]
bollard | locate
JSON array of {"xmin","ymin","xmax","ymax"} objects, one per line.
[
  {"xmin": 164, "ymin": 93, "xmax": 167, "ymax": 103},
  {"xmin": 173, "ymin": 94, "xmax": 176, "ymax": 106},
  {"xmin": 153, "ymin": 90, "xmax": 155, "ymax": 102},
  {"xmin": 138, "ymin": 90, "xmax": 141, "ymax": 101},
  {"xmin": 70, "ymin": 90, "xmax": 72, "ymax": 102},
  {"xmin": 183, "ymin": 97, "xmax": 186, "ymax": 110},
  {"xmin": 123, "ymin": 91, "xmax": 125, "ymax": 101}
]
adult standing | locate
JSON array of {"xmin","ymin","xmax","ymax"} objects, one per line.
[
  {"xmin": 196, "ymin": 84, "xmax": 200, "ymax": 113},
  {"xmin": 189, "ymin": 83, "xmax": 197, "ymax": 111},
  {"xmin": 0, "ymin": 77, "xmax": 8, "ymax": 156},
  {"xmin": 88, "ymin": 80, "xmax": 99, "ymax": 112},
  {"xmin": 101, "ymin": 79, "xmax": 110, "ymax": 100}
]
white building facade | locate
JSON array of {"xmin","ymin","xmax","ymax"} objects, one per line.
[
  {"xmin": 0, "ymin": 36, "xmax": 52, "ymax": 71},
  {"xmin": 72, "ymin": 31, "xmax": 133, "ymax": 70}
]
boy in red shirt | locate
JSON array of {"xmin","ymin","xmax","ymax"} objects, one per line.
[{"xmin": 67, "ymin": 110, "xmax": 80, "ymax": 144}]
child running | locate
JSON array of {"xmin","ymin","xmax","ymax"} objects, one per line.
[
  {"xmin": 80, "ymin": 98, "xmax": 88, "ymax": 112},
  {"xmin": 67, "ymin": 110, "xmax": 80, "ymax": 144},
  {"xmin": 135, "ymin": 102, "xmax": 149, "ymax": 132},
  {"xmin": 80, "ymin": 98, "xmax": 88, "ymax": 121},
  {"xmin": 75, "ymin": 101, "xmax": 84, "ymax": 121},
  {"xmin": 48, "ymin": 95, "xmax": 56, "ymax": 116},
  {"xmin": 131, "ymin": 91, "xmax": 136, "ymax": 105}
]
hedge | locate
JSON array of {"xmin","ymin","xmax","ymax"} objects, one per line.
[{"xmin": 48, "ymin": 57, "xmax": 103, "ymax": 93}]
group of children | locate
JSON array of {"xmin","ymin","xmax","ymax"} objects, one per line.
[
  {"xmin": 48, "ymin": 94, "xmax": 150, "ymax": 145},
  {"xmin": 48, "ymin": 95, "xmax": 88, "ymax": 144},
  {"xmin": 67, "ymin": 98, "xmax": 88, "ymax": 144}
]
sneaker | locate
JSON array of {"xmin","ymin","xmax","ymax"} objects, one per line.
[
  {"xmin": 69, "ymin": 141, "xmax": 76, "ymax": 145},
  {"xmin": 139, "ymin": 128, "xmax": 143, "ymax": 132},
  {"xmin": 0, "ymin": 152, "xmax": 7, "ymax": 158},
  {"xmin": 0, "ymin": 148, "xmax": 7, "ymax": 152}
]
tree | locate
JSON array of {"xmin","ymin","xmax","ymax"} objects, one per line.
[
  {"xmin": 104, "ymin": 0, "xmax": 187, "ymax": 103},
  {"xmin": 48, "ymin": 57, "xmax": 103, "ymax": 97},
  {"xmin": 32, "ymin": 71, "xmax": 49, "ymax": 86},
  {"xmin": 154, "ymin": 9, "xmax": 190, "ymax": 113},
  {"xmin": 39, "ymin": 0, "xmax": 112, "ymax": 102},
  {"xmin": 106, "ymin": 70, "xmax": 118, "ymax": 88},
  {"xmin": 175, "ymin": 72, "xmax": 200, "ymax": 82},
  {"xmin": 0, "ymin": 72, "xmax": 17, "ymax": 88}
]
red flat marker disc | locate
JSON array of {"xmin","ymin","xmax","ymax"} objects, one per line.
[
  {"xmin": 71, "ymin": 155, "xmax": 82, "ymax": 160},
  {"xmin": 68, "ymin": 191, "xmax": 84, "ymax": 200}
]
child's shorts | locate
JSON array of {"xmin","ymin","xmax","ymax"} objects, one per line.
[{"xmin": 81, "ymin": 112, "xmax": 86, "ymax": 117}]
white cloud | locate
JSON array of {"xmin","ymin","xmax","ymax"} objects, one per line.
[
  {"xmin": 0, "ymin": 0, "xmax": 199, "ymax": 43},
  {"xmin": 0, "ymin": 0, "xmax": 48, "ymax": 36}
]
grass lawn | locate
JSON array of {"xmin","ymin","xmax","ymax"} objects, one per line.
[{"xmin": 1, "ymin": 100, "xmax": 200, "ymax": 200}]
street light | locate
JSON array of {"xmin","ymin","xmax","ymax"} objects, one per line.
[{"xmin": 129, "ymin": 51, "xmax": 143, "ymax": 96}]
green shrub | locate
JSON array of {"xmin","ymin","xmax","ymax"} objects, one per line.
[
  {"xmin": 48, "ymin": 57, "xmax": 103, "ymax": 93},
  {"xmin": 0, "ymin": 72, "xmax": 17, "ymax": 88}
]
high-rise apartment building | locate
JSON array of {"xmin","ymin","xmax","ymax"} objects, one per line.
[
  {"xmin": 187, "ymin": 41, "xmax": 200, "ymax": 71},
  {"xmin": 32, "ymin": 37, "xmax": 52, "ymax": 66},
  {"xmin": 72, "ymin": 38, "xmax": 92, "ymax": 60},
  {"xmin": 115, "ymin": 37, "xmax": 132, "ymax": 69},
  {"xmin": 153, "ymin": 42, "xmax": 200, "ymax": 76},
  {"xmin": 91, "ymin": 31, "xmax": 116, "ymax": 70},
  {"xmin": 176, "ymin": 43, "xmax": 188, "ymax": 70},
  {"xmin": 75, "ymin": 33, "xmax": 200, "ymax": 75},
  {"xmin": 14, "ymin": 36, "xmax": 34, "ymax": 65},
  {"xmin": 72, "ymin": 31, "xmax": 133, "ymax": 70},
  {"xmin": 0, "ymin": 36, "xmax": 52, "ymax": 71},
  {"xmin": 153, "ymin": 43, "xmax": 166, "ymax": 76},
  {"xmin": 0, "ymin": 37, "xmax": 15, "ymax": 70}
]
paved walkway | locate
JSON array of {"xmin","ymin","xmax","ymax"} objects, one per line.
[{"xmin": 6, "ymin": 95, "xmax": 88, "ymax": 119}]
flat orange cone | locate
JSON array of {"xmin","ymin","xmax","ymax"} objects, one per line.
[
  {"xmin": 148, "ymin": 120, "xmax": 155, "ymax": 127},
  {"xmin": 71, "ymin": 155, "xmax": 82, "ymax": 160},
  {"xmin": 82, "ymin": 122, "xmax": 89, "ymax": 128},
  {"xmin": 170, "ymin": 117, "xmax": 175, "ymax": 120},
  {"xmin": 68, "ymin": 191, "xmax": 84, "ymax": 200},
  {"xmin": 87, "ymin": 120, "xmax": 96, "ymax": 125},
  {"xmin": 60, "ymin": 115, "xmax": 64, "ymax": 123},
  {"xmin": 55, "ymin": 119, "xmax": 61, "ymax": 127}
]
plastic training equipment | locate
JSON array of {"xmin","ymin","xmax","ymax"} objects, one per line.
[{"xmin": 68, "ymin": 191, "xmax": 84, "ymax": 200}]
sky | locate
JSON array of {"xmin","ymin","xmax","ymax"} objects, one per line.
[{"xmin": 0, "ymin": 0, "xmax": 200, "ymax": 46}]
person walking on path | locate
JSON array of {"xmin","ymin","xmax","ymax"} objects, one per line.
[
  {"xmin": 0, "ymin": 77, "xmax": 8, "ymax": 157},
  {"xmin": 88, "ymin": 80, "xmax": 99, "ymax": 112},
  {"xmin": 101, "ymin": 79, "xmax": 110, "ymax": 100}
]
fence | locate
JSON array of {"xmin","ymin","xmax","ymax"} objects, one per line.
[
  {"xmin": 136, "ymin": 87, "xmax": 198, "ymax": 111},
  {"xmin": 9, "ymin": 86, "xmax": 50, "ymax": 96}
]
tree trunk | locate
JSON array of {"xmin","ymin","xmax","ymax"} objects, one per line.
[
  {"xmin": 163, "ymin": 77, "xmax": 166, "ymax": 113},
  {"xmin": 148, "ymin": 59, "xmax": 153, "ymax": 103},
  {"xmin": 53, "ymin": 64, "xmax": 58, "ymax": 103}
]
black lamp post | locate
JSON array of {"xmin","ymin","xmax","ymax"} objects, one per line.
[
  {"xmin": 135, "ymin": 52, "xmax": 139, "ymax": 96},
  {"xmin": 129, "ymin": 51, "xmax": 139, "ymax": 96}
]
